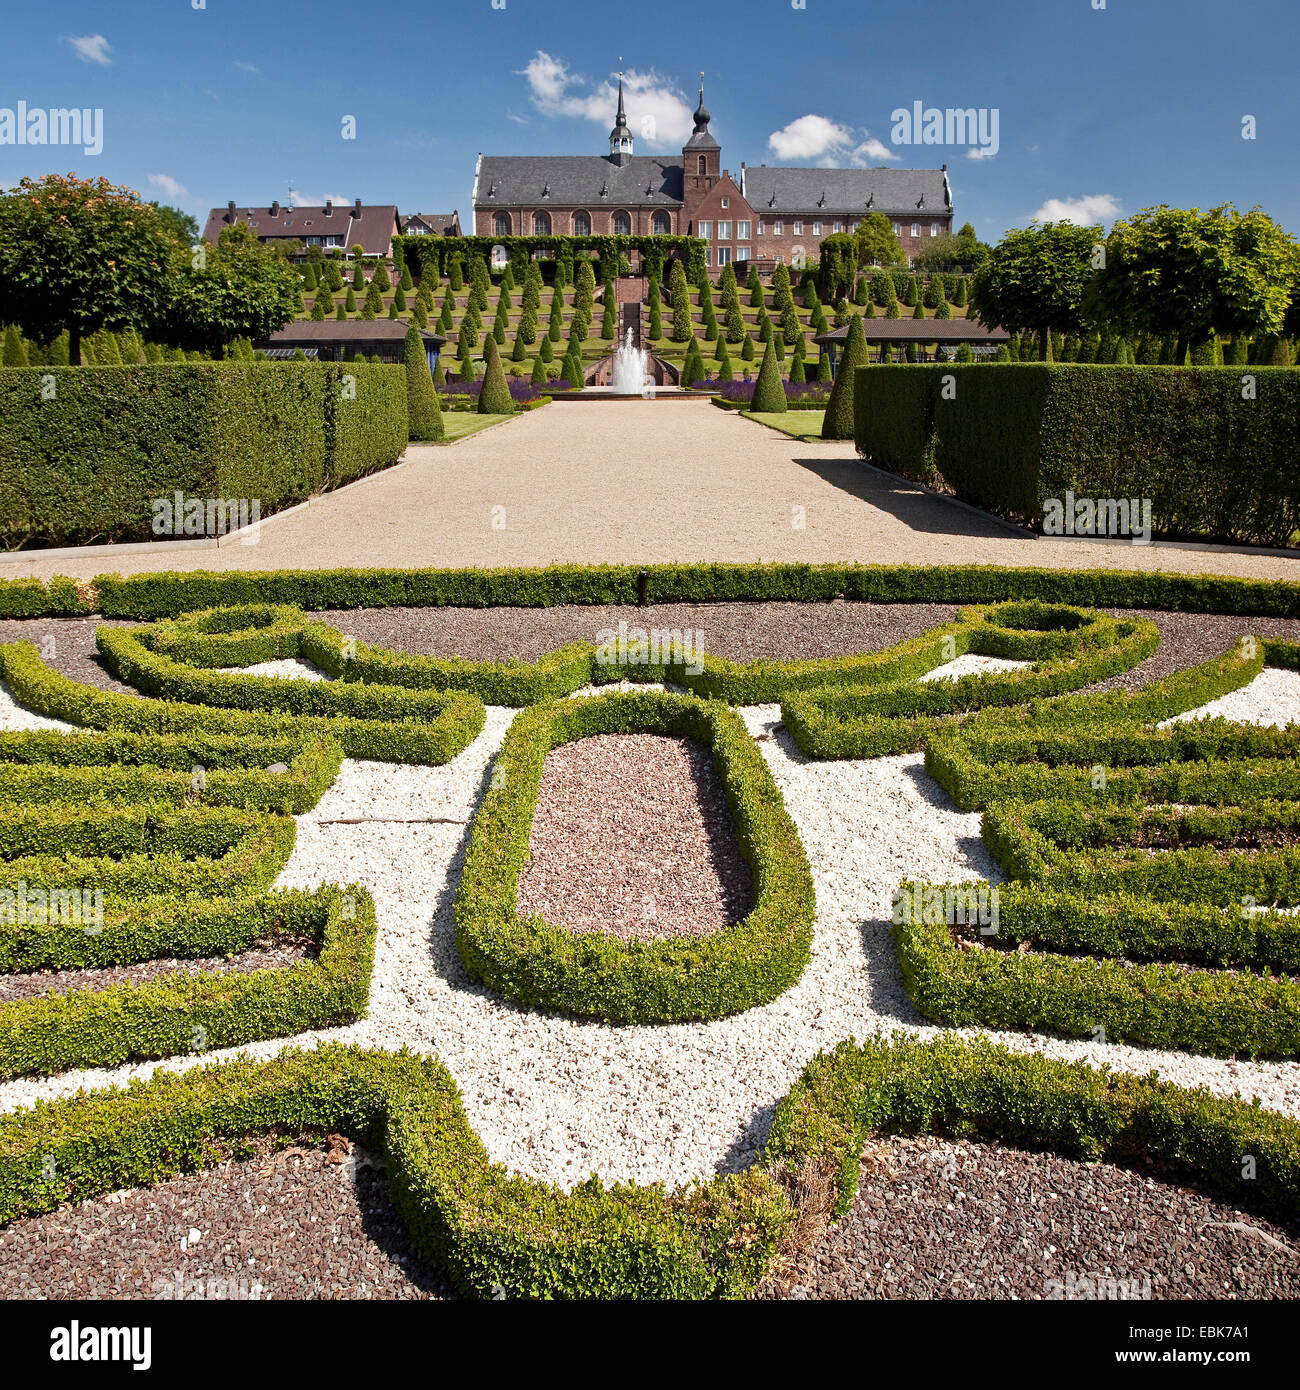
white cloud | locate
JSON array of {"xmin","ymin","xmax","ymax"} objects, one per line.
[
  {"xmin": 147, "ymin": 173, "xmax": 190, "ymax": 203},
  {"xmin": 233, "ymin": 60, "xmax": 260, "ymax": 74},
  {"xmin": 768, "ymin": 114, "xmax": 852, "ymax": 161},
  {"xmin": 766, "ymin": 115, "xmax": 898, "ymax": 165},
  {"xmin": 287, "ymin": 189, "xmax": 352, "ymax": 209},
  {"xmin": 67, "ymin": 34, "xmax": 112, "ymax": 66},
  {"xmin": 966, "ymin": 145, "xmax": 997, "ymax": 161},
  {"xmin": 518, "ymin": 50, "xmax": 694, "ymax": 147},
  {"xmin": 1032, "ymin": 193, "xmax": 1122, "ymax": 226},
  {"xmin": 850, "ymin": 137, "xmax": 898, "ymax": 164}
]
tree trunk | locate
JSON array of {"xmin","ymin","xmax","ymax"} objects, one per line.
[
  {"xmin": 68, "ymin": 326, "xmax": 81, "ymax": 366},
  {"xmin": 1041, "ymin": 326, "xmax": 1053, "ymax": 362},
  {"xmin": 1174, "ymin": 336, "xmax": 1189, "ymax": 366}
]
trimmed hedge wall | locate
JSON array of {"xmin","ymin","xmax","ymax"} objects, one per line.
[
  {"xmin": 854, "ymin": 364, "xmax": 1300, "ymax": 546},
  {"xmin": 455, "ymin": 689, "xmax": 815, "ymax": 1022},
  {"xmin": 0, "ymin": 364, "xmax": 407, "ymax": 551},
  {"xmin": 4, "ymin": 562, "xmax": 1299, "ymax": 623},
  {"xmin": 0, "ymin": 885, "xmax": 375, "ymax": 1079}
]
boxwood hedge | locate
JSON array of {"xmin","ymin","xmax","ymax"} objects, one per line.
[
  {"xmin": 854, "ymin": 364, "xmax": 1300, "ymax": 546},
  {"xmin": 455, "ymin": 688, "xmax": 815, "ymax": 1023},
  {"xmin": 0, "ymin": 363, "xmax": 408, "ymax": 551}
]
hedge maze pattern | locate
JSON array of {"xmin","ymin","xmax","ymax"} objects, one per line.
[{"xmin": 1, "ymin": 580, "xmax": 1299, "ymax": 1297}]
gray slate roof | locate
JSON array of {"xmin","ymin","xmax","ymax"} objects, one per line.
[
  {"xmin": 476, "ymin": 156, "xmax": 685, "ymax": 208},
  {"xmin": 814, "ymin": 319, "xmax": 1006, "ymax": 344},
  {"xmin": 740, "ymin": 167, "xmax": 950, "ymax": 217}
]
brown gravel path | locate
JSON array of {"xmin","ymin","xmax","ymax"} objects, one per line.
[
  {"xmin": 0, "ymin": 1135, "xmax": 453, "ymax": 1300},
  {"xmin": 3, "ymin": 402, "xmax": 1298, "ymax": 582},
  {"xmin": 761, "ymin": 1135, "xmax": 1300, "ymax": 1301},
  {"xmin": 0, "ymin": 942, "xmax": 312, "ymax": 1004},
  {"xmin": 517, "ymin": 733, "xmax": 754, "ymax": 940}
]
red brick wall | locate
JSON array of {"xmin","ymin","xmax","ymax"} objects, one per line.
[{"xmin": 751, "ymin": 213, "xmax": 954, "ymax": 269}]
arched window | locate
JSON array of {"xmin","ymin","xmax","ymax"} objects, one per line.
[
  {"xmin": 697, "ymin": 155, "xmax": 707, "ymax": 175},
  {"xmin": 493, "ymin": 213, "xmax": 511, "ymax": 236},
  {"xmin": 532, "ymin": 211, "xmax": 551, "ymax": 235},
  {"xmin": 612, "ymin": 211, "xmax": 631, "ymax": 235},
  {"xmin": 572, "ymin": 211, "xmax": 591, "ymax": 236},
  {"xmin": 652, "ymin": 211, "xmax": 671, "ymax": 235}
]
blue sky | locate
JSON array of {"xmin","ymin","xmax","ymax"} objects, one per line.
[{"xmin": 2, "ymin": 0, "xmax": 1297, "ymax": 238}]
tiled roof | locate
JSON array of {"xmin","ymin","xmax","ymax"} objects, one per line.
[
  {"xmin": 475, "ymin": 155, "xmax": 685, "ymax": 208},
  {"xmin": 401, "ymin": 211, "xmax": 461, "ymax": 235},
  {"xmin": 741, "ymin": 167, "xmax": 950, "ymax": 217},
  {"xmin": 203, "ymin": 203, "xmax": 400, "ymax": 256}
]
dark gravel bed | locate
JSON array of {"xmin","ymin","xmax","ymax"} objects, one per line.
[
  {"xmin": 517, "ymin": 733, "xmax": 754, "ymax": 940},
  {"xmin": 0, "ymin": 941, "xmax": 313, "ymax": 1004},
  {"xmin": 2, "ymin": 604, "xmax": 1298, "ymax": 700},
  {"xmin": 0, "ymin": 1134, "xmax": 453, "ymax": 1300},
  {"xmin": 0, "ymin": 615, "xmax": 134, "ymax": 694},
  {"xmin": 315, "ymin": 599, "xmax": 962, "ymax": 664},
  {"xmin": 1084, "ymin": 608, "xmax": 1300, "ymax": 695},
  {"xmin": 760, "ymin": 1134, "xmax": 1300, "ymax": 1301}
]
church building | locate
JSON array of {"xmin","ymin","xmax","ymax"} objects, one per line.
[{"xmin": 472, "ymin": 75, "xmax": 953, "ymax": 276}]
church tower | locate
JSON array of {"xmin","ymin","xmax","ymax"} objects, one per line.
[
  {"xmin": 609, "ymin": 69, "xmax": 633, "ymax": 166},
  {"xmin": 682, "ymin": 78, "xmax": 720, "ymax": 186}
]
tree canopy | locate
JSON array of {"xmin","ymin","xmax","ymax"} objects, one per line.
[
  {"xmin": 970, "ymin": 221, "xmax": 1099, "ymax": 357},
  {"xmin": 0, "ymin": 174, "xmax": 175, "ymax": 364},
  {"xmin": 1092, "ymin": 204, "xmax": 1300, "ymax": 362},
  {"xmin": 159, "ymin": 222, "xmax": 301, "ymax": 355}
]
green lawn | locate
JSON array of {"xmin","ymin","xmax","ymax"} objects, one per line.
[
  {"xmin": 436, "ymin": 412, "xmax": 516, "ymax": 442},
  {"xmin": 743, "ymin": 410, "xmax": 827, "ymax": 441}
]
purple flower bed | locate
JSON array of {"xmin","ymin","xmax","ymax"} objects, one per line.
[
  {"xmin": 440, "ymin": 376, "xmax": 560, "ymax": 402},
  {"xmin": 706, "ymin": 380, "xmax": 832, "ymax": 403}
]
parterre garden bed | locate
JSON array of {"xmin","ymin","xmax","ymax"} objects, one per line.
[{"xmin": 1, "ymin": 562, "xmax": 1299, "ymax": 1299}]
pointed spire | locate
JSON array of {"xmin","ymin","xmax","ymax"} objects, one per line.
[
  {"xmin": 609, "ymin": 57, "xmax": 633, "ymax": 162},
  {"xmin": 693, "ymin": 72, "xmax": 711, "ymax": 132}
]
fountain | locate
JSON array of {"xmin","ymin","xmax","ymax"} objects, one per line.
[{"xmin": 609, "ymin": 327, "xmax": 653, "ymax": 395}]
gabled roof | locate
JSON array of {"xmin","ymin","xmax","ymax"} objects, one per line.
[
  {"xmin": 401, "ymin": 211, "xmax": 461, "ymax": 235},
  {"xmin": 814, "ymin": 318, "xmax": 1006, "ymax": 344},
  {"xmin": 475, "ymin": 155, "xmax": 685, "ymax": 208},
  {"xmin": 740, "ymin": 167, "xmax": 950, "ymax": 217},
  {"xmin": 259, "ymin": 320, "xmax": 445, "ymax": 346},
  {"xmin": 203, "ymin": 203, "xmax": 401, "ymax": 256}
]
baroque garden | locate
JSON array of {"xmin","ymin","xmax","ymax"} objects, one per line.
[{"xmin": 0, "ymin": 155, "xmax": 1299, "ymax": 1308}]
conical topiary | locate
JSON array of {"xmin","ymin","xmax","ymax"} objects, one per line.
[
  {"xmin": 403, "ymin": 325, "xmax": 444, "ymax": 441},
  {"xmin": 681, "ymin": 335, "xmax": 705, "ymax": 388},
  {"xmin": 741, "ymin": 333, "xmax": 755, "ymax": 362},
  {"xmin": 478, "ymin": 337, "xmax": 514, "ymax": 414},
  {"xmin": 822, "ymin": 312, "xmax": 867, "ymax": 439},
  {"xmin": 751, "ymin": 337, "xmax": 788, "ymax": 413}
]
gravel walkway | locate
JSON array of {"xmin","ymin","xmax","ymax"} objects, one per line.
[
  {"xmin": 0, "ymin": 1134, "xmax": 451, "ymax": 1299},
  {"xmin": 517, "ymin": 733, "xmax": 753, "ymax": 940},
  {"xmin": 3, "ymin": 401, "xmax": 1297, "ymax": 581},
  {"xmin": 760, "ymin": 1135, "xmax": 1300, "ymax": 1301}
]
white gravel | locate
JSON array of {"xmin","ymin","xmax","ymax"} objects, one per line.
[
  {"xmin": 1160, "ymin": 666, "xmax": 1300, "ymax": 730},
  {"xmin": 0, "ymin": 681, "xmax": 76, "ymax": 733},
  {"xmin": 919, "ymin": 654, "xmax": 1029, "ymax": 682},
  {"xmin": 0, "ymin": 659, "xmax": 1298, "ymax": 1193}
]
